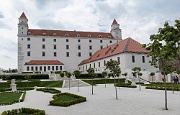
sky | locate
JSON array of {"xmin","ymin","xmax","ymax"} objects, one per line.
[{"xmin": 0, "ymin": 0, "xmax": 180, "ymax": 70}]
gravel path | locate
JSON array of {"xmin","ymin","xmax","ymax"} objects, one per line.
[{"xmin": 0, "ymin": 84, "xmax": 180, "ymax": 115}]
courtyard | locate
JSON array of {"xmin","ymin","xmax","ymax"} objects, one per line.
[{"xmin": 0, "ymin": 84, "xmax": 180, "ymax": 115}]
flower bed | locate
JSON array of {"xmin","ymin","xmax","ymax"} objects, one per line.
[
  {"xmin": 1, "ymin": 108, "xmax": 45, "ymax": 115},
  {"xmin": 49, "ymin": 92, "xmax": 86, "ymax": 107},
  {"xmin": 37, "ymin": 88, "xmax": 61, "ymax": 94}
]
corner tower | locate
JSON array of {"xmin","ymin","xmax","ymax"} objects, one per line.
[
  {"xmin": 18, "ymin": 12, "xmax": 28, "ymax": 36},
  {"xmin": 110, "ymin": 19, "xmax": 122, "ymax": 40}
]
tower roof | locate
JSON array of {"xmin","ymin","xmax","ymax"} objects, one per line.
[
  {"xmin": 112, "ymin": 19, "xmax": 118, "ymax": 25},
  {"xmin": 19, "ymin": 12, "xmax": 28, "ymax": 19}
]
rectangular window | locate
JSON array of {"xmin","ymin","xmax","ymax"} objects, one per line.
[
  {"xmin": 89, "ymin": 45, "xmax": 92, "ymax": 50},
  {"xmin": 31, "ymin": 66, "xmax": 34, "ymax": 71},
  {"xmin": 89, "ymin": 52, "xmax": 92, "ymax": 56},
  {"xmin": 100, "ymin": 45, "xmax": 103, "ymax": 49},
  {"xmin": 78, "ymin": 39, "xmax": 81, "ymax": 42},
  {"xmin": 66, "ymin": 52, "xmax": 69, "ymax": 57},
  {"xmin": 78, "ymin": 52, "xmax": 81, "ymax": 57},
  {"xmin": 52, "ymin": 66, "xmax": 54, "ymax": 71},
  {"xmin": 94, "ymin": 63, "xmax": 95, "ymax": 68},
  {"xmin": 54, "ymin": 45, "xmax": 56, "ymax": 49},
  {"xmin": 142, "ymin": 56, "xmax": 145, "ymax": 63},
  {"xmin": 54, "ymin": 52, "xmax": 57, "ymax": 57},
  {"xmin": 35, "ymin": 66, "xmax": 38, "ymax": 71},
  {"xmin": 132, "ymin": 56, "xmax": 135, "ymax": 63},
  {"xmin": 48, "ymin": 66, "xmax": 50, "ymax": 70},
  {"xmin": 60, "ymin": 66, "xmax": 62, "ymax": 70},
  {"xmin": 100, "ymin": 40, "xmax": 102, "ymax": 43},
  {"xmin": 66, "ymin": 45, "xmax": 69, "ymax": 49},
  {"xmin": 27, "ymin": 44, "xmax": 30, "ymax": 49},
  {"xmin": 78, "ymin": 45, "xmax": 81, "ymax": 50},
  {"xmin": 104, "ymin": 60, "xmax": 106, "ymax": 66},
  {"xmin": 44, "ymin": 66, "xmax": 46, "ymax": 72},
  {"xmin": 90, "ymin": 64, "xmax": 91, "ymax": 68},
  {"xmin": 42, "ymin": 52, "xmax": 45, "ymax": 56},
  {"xmin": 40, "ymin": 66, "xmax": 42, "ymax": 71},
  {"xmin": 42, "ymin": 44, "xmax": 45, "ymax": 49},
  {"xmin": 86, "ymin": 65, "xmax": 87, "ymax": 69},
  {"xmin": 117, "ymin": 57, "xmax": 120, "ymax": 64},
  {"xmin": 89, "ymin": 39, "xmax": 92, "ymax": 43},
  {"xmin": 27, "ymin": 66, "xmax": 29, "ymax": 71},
  {"xmin": 53, "ymin": 39, "xmax": 56, "ymax": 42},
  {"xmin": 42, "ymin": 38, "xmax": 45, "ymax": 42},
  {"xmin": 27, "ymin": 52, "xmax": 31, "ymax": 56},
  {"xmin": 56, "ymin": 66, "xmax": 58, "ymax": 71},
  {"xmin": 110, "ymin": 40, "xmax": 112, "ymax": 43},
  {"xmin": 66, "ymin": 39, "xmax": 69, "ymax": 42},
  {"xmin": 98, "ymin": 62, "xmax": 100, "ymax": 67},
  {"xmin": 27, "ymin": 38, "xmax": 30, "ymax": 41}
]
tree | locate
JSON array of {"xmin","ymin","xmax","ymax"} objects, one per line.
[
  {"xmin": 87, "ymin": 68, "xmax": 95, "ymax": 95},
  {"xmin": 132, "ymin": 67, "xmax": 142, "ymax": 91},
  {"xmin": 65, "ymin": 72, "xmax": 72, "ymax": 90},
  {"xmin": 150, "ymin": 72, "xmax": 155, "ymax": 82},
  {"xmin": 102, "ymin": 71, "xmax": 108, "ymax": 88},
  {"xmin": 73, "ymin": 70, "xmax": 81, "ymax": 91},
  {"xmin": 143, "ymin": 20, "xmax": 180, "ymax": 110},
  {"xmin": 106, "ymin": 59, "xmax": 121, "ymax": 100},
  {"xmin": 60, "ymin": 71, "xmax": 64, "ymax": 80}
]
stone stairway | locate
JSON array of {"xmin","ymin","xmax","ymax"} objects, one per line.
[{"xmin": 62, "ymin": 79, "xmax": 90, "ymax": 88}]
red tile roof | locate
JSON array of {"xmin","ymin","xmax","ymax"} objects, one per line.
[
  {"xmin": 28, "ymin": 29, "xmax": 113, "ymax": 38},
  {"xmin": 19, "ymin": 12, "xmax": 27, "ymax": 19},
  {"xmin": 112, "ymin": 19, "xmax": 118, "ymax": 25},
  {"xmin": 25, "ymin": 60, "xmax": 64, "ymax": 65},
  {"xmin": 79, "ymin": 38, "xmax": 149, "ymax": 65}
]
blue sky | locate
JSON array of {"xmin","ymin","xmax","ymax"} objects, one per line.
[{"xmin": 0, "ymin": 0, "xmax": 180, "ymax": 70}]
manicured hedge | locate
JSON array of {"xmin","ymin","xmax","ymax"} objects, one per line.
[
  {"xmin": 146, "ymin": 86, "xmax": 180, "ymax": 91},
  {"xmin": 37, "ymin": 88, "xmax": 61, "ymax": 94},
  {"xmin": 0, "ymin": 74, "xmax": 49, "ymax": 80},
  {"xmin": 1, "ymin": 108, "xmax": 45, "ymax": 115},
  {"xmin": 116, "ymin": 83, "xmax": 137, "ymax": 88},
  {"xmin": 77, "ymin": 74, "xmax": 104, "ymax": 79},
  {"xmin": 49, "ymin": 92, "xmax": 86, "ymax": 107}
]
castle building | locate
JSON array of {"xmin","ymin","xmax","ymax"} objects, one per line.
[{"xmin": 17, "ymin": 12, "xmax": 122, "ymax": 73}]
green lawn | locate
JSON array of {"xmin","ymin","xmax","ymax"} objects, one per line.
[
  {"xmin": 82, "ymin": 78, "xmax": 127, "ymax": 85},
  {"xmin": 0, "ymin": 92, "xmax": 22, "ymax": 104},
  {"xmin": 0, "ymin": 80, "xmax": 63, "ymax": 89}
]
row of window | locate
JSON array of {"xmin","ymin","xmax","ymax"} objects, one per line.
[
  {"xmin": 26, "ymin": 38, "xmax": 113, "ymax": 43},
  {"xmin": 27, "ymin": 52, "xmax": 92, "ymax": 57},
  {"xmin": 27, "ymin": 65, "xmax": 63, "ymax": 71},
  {"xmin": 27, "ymin": 44, "xmax": 104, "ymax": 50},
  {"xmin": 132, "ymin": 56, "xmax": 145, "ymax": 63}
]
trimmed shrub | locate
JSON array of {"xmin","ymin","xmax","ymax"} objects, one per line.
[
  {"xmin": 37, "ymin": 88, "xmax": 61, "ymax": 94},
  {"xmin": 116, "ymin": 83, "xmax": 137, "ymax": 88},
  {"xmin": 49, "ymin": 92, "xmax": 86, "ymax": 107},
  {"xmin": 0, "ymin": 74, "xmax": 49, "ymax": 80},
  {"xmin": 1, "ymin": 108, "xmax": 45, "ymax": 115}
]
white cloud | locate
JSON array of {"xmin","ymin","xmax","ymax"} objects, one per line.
[{"xmin": 0, "ymin": 0, "xmax": 180, "ymax": 69}]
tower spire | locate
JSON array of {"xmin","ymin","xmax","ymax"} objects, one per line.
[
  {"xmin": 19, "ymin": 12, "xmax": 28, "ymax": 19},
  {"xmin": 112, "ymin": 19, "xmax": 118, "ymax": 25}
]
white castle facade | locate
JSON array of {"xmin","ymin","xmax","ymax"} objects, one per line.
[{"xmin": 17, "ymin": 12, "xmax": 122, "ymax": 73}]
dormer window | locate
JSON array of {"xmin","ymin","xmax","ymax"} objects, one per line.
[
  {"xmin": 88, "ymin": 35, "xmax": 91, "ymax": 37},
  {"xmin": 99, "ymin": 35, "xmax": 102, "ymax": 38},
  {"xmin": 28, "ymin": 32, "xmax": 31, "ymax": 35},
  {"xmin": 42, "ymin": 33, "xmax": 46, "ymax": 36},
  {"xmin": 108, "ymin": 36, "xmax": 111, "ymax": 38},
  {"xmin": 53, "ymin": 33, "xmax": 56, "ymax": 36},
  {"xmin": 77, "ymin": 34, "xmax": 80, "ymax": 37},
  {"xmin": 65, "ymin": 34, "xmax": 69, "ymax": 37}
]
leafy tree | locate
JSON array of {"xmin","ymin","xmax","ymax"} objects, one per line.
[
  {"xmin": 143, "ymin": 20, "xmax": 180, "ymax": 110},
  {"xmin": 150, "ymin": 72, "xmax": 155, "ymax": 82},
  {"xmin": 87, "ymin": 68, "xmax": 95, "ymax": 95},
  {"xmin": 102, "ymin": 71, "xmax": 108, "ymax": 88},
  {"xmin": 105, "ymin": 60, "xmax": 121, "ymax": 100},
  {"xmin": 73, "ymin": 70, "xmax": 81, "ymax": 91},
  {"xmin": 60, "ymin": 71, "xmax": 64, "ymax": 80},
  {"xmin": 132, "ymin": 67, "xmax": 142, "ymax": 91},
  {"xmin": 65, "ymin": 72, "xmax": 72, "ymax": 90}
]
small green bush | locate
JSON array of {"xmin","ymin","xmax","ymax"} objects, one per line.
[
  {"xmin": 116, "ymin": 83, "xmax": 137, "ymax": 88},
  {"xmin": 1, "ymin": 108, "xmax": 45, "ymax": 115},
  {"xmin": 37, "ymin": 88, "xmax": 61, "ymax": 94},
  {"xmin": 49, "ymin": 92, "xmax": 86, "ymax": 107}
]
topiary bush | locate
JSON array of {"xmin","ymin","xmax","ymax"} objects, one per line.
[
  {"xmin": 37, "ymin": 88, "xmax": 61, "ymax": 94},
  {"xmin": 116, "ymin": 83, "xmax": 137, "ymax": 88},
  {"xmin": 1, "ymin": 108, "xmax": 45, "ymax": 115},
  {"xmin": 49, "ymin": 92, "xmax": 86, "ymax": 107}
]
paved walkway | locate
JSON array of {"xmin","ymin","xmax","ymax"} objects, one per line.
[{"xmin": 0, "ymin": 85, "xmax": 180, "ymax": 115}]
